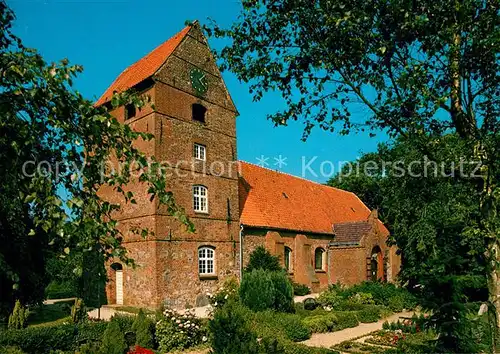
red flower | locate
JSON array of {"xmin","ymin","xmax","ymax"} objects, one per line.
[{"xmin": 127, "ymin": 345, "xmax": 154, "ymax": 354}]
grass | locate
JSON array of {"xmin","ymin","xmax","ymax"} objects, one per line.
[{"xmin": 28, "ymin": 300, "xmax": 74, "ymax": 327}]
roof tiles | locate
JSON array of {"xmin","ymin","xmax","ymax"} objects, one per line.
[
  {"xmin": 238, "ymin": 161, "xmax": 388, "ymax": 236},
  {"xmin": 95, "ymin": 25, "xmax": 191, "ymax": 106}
]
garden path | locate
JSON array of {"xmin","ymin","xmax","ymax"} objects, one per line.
[{"xmin": 300, "ymin": 311, "xmax": 415, "ymax": 348}]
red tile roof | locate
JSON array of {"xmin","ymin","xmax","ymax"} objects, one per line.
[
  {"xmin": 95, "ymin": 25, "xmax": 191, "ymax": 106},
  {"xmin": 238, "ymin": 161, "xmax": 389, "ymax": 236}
]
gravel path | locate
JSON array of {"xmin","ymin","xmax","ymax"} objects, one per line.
[{"xmin": 300, "ymin": 311, "xmax": 415, "ymax": 348}]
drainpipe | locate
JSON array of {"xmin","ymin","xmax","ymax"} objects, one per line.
[{"xmin": 239, "ymin": 224, "xmax": 244, "ymax": 280}]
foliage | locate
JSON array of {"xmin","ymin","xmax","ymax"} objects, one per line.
[
  {"xmin": 253, "ymin": 310, "xmax": 311, "ymax": 342},
  {"xmin": 131, "ymin": 309, "xmax": 154, "ymax": 349},
  {"xmin": 292, "ymin": 282, "xmax": 311, "ymax": 296},
  {"xmin": 209, "ymin": 300, "xmax": 260, "ymax": 354},
  {"xmin": 356, "ymin": 305, "xmax": 381, "ymax": 323},
  {"xmin": 239, "ymin": 269, "xmax": 276, "ymax": 312},
  {"xmin": 0, "ymin": 346, "xmax": 25, "ymax": 354},
  {"xmin": 0, "ymin": 324, "xmax": 76, "ymax": 353},
  {"xmin": 245, "ymin": 246, "xmax": 282, "ymax": 273},
  {"xmin": 269, "ymin": 271, "xmax": 295, "ymax": 313},
  {"xmin": 44, "ymin": 281, "xmax": 77, "ymax": 300},
  {"xmin": 8, "ymin": 300, "xmax": 29, "ymax": 330},
  {"xmin": 303, "ymin": 298, "xmax": 319, "ymax": 311},
  {"xmin": 70, "ymin": 298, "xmax": 87, "ymax": 324},
  {"xmin": 0, "ymin": 2, "xmax": 193, "ymax": 317},
  {"xmin": 303, "ymin": 312, "xmax": 359, "ymax": 333},
  {"xmin": 155, "ymin": 308, "xmax": 206, "ymax": 352},
  {"xmin": 208, "ymin": 0, "xmax": 500, "ymax": 351},
  {"xmin": 348, "ymin": 292, "xmax": 375, "ymax": 305},
  {"xmin": 208, "ymin": 276, "xmax": 239, "ymax": 309},
  {"xmin": 100, "ymin": 320, "xmax": 127, "ymax": 354}
]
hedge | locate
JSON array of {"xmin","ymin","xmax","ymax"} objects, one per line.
[{"xmin": 0, "ymin": 317, "xmax": 130, "ymax": 353}]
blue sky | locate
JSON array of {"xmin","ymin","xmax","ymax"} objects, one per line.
[{"xmin": 9, "ymin": 0, "xmax": 387, "ymax": 183}]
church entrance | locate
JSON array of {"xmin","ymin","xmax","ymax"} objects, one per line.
[{"xmin": 370, "ymin": 246, "xmax": 384, "ymax": 281}]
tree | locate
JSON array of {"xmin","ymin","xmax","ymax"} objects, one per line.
[
  {"xmin": 100, "ymin": 319, "xmax": 127, "ymax": 354},
  {"xmin": 245, "ymin": 246, "xmax": 282, "ymax": 273},
  {"xmin": 330, "ymin": 137, "xmax": 489, "ymax": 351},
  {"xmin": 0, "ymin": 2, "xmax": 193, "ymax": 316},
  {"xmin": 207, "ymin": 0, "xmax": 500, "ymax": 350}
]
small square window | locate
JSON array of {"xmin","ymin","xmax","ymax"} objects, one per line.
[
  {"xmin": 192, "ymin": 104, "xmax": 207, "ymax": 123},
  {"xmin": 194, "ymin": 143, "xmax": 206, "ymax": 161},
  {"xmin": 125, "ymin": 104, "xmax": 136, "ymax": 120}
]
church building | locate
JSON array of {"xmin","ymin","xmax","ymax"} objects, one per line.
[{"xmin": 97, "ymin": 22, "xmax": 400, "ymax": 309}]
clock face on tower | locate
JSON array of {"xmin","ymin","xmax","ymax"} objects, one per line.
[{"xmin": 190, "ymin": 68, "xmax": 208, "ymax": 95}]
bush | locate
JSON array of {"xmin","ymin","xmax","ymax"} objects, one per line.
[
  {"xmin": 111, "ymin": 314, "xmax": 136, "ymax": 333},
  {"xmin": 100, "ymin": 320, "xmax": 127, "ymax": 354},
  {"xmin": 208, "ymin": 276, "xmax": 239, "ymax": 309},
  {"xmin": 303, "ymin": 298, "xmax": 319, "ymax": 311},
  {"xmin": 156, "ymin": 308, "xmax": 206, "ymax": 352},
  {"xmin": 44, "ymin": 281, "xmax": 77, "ymax": 300},
  {"xmin": 293, "ymin": 282, "xmax": 311, "ymax": 296},
  {"xmin": 388, "ymin": 295, "xmax": 405, "ymax": 312},
  {"xmin": 245, "ymin": 246, "xmax": 282, "ymax": 273},
  {"xmin": 210, "ymin": 301, "xmax": 260, "ymax": 354},
  {"xmin": 131, "ymin": 309, "xmax": 154, "ymax": 349},
  {"xmin": 303, "ymin": 314, "xmax": 337, "ymax": 333},
  {"xmin": 356, "ymin": 305, "xmax": 381, "ymax": 323},
  {"xmin": 334, "ymin": 312, "xmax": 359, "ymax": 330},
  {"xmin": 0, "ymin": 324, "xmax": 76, "ymax": 353},
  {"xmin": 0, "ymin": 346, "xmax": 25, "ymax": 354},
  {"xmin": 254, "ymin": 311, "xmax": 311, "ymax": 342},
  {"xmin": 270, "ymin": 271, "xmax": 295, "ymax": 313},
  {"xmin": 240, "ymin": 269, "xmax": 276, "ymax": 312},
  {"xmin": 317, "ymin": 291, "xmax": 344, "ymax": 308},
  {"xmin": 71, "ymin": 298, "xmax": 87, "ymax": 324},
  {"xmin": 8, "ymin": 300, "xmax": 29, "ymax": 330},
  {"xmin": 75, "ymin": 321, "xmax": 107, "ymax": 346},
  {"xmin": 348, "ymin": 292, "xmax": 375, "ymax": 305}
]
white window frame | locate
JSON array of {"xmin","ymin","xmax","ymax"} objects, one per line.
[
  {"xmin": 198, "ymin": 247, "xmax": 215, "ymax": 275},
  {"xmin": 194, "ymin": 143, "xmax": 206, "ymax": 161},
  {"xmin": 193, "ymin": 185, "xmax": 208, "ymax": 213}
]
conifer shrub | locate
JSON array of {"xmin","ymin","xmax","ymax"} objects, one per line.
[
  {"xmin": 131, "ymin": 309, "xmax": 154, "ymax": 349},
  {"xmin": 239, "ymin": 269, "xmax": 275, "ymax": 311},
  {"xmin": 100, "ymin": 319, "xmax": 127, "ymax": 354},
  {"xmin": 245, "ymin": 246, "xmax": 282, "ymax": 273},
  {"xmin": 270, "ymin": 271, "xmax": 295, "ymax": 313},
  {"xmin": 8, "ymin": 300, "xmax": 29, "ymax": 330},
  {"xmin": 70, "ymin": 298, "xmax": 87, "ymax": 324}
]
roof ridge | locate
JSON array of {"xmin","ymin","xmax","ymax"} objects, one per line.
[
  {"xmin": 238, "ymin": 160, "xmax": 353, "ymax": 194},
  {"xmin": 334, "ymin": 220, "xmax": 370, "ymax": 225}
]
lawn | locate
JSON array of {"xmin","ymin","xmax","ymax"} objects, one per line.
[{"xmin": 27, "ymin": 300, "xmax": 74, "ymax": 327}]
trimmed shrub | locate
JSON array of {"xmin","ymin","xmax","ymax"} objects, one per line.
[
  {"xmin": 254, "ymin": 311, "xmax": 311, "ymax": 342},
  {"xmin": 111, "ymin": 314, "xmax": 136, "ymax": 333},
  {"xmin": 75, "ymin": 321, "xmax": 107, "ymax": 346},
  {"xmin": 100, "ymin": 319, "xmax": 127, "ymax": 354},
  {"xmin": 131, "ymin": 309, "xmax": 154, "ymax": 349},
  {"xmin": 270, "ymin": 271, "xmax": 295, "ymax": 313},
  {"xmin": 356, "ymin": 305, "xmax": 381, "ymax": 323},
  {"xmin": 71, "ymin": 298, "xmax": 87, "ymax": 324},
  {"xmin": 210, "ymin": 301, "xmax": 260, "ymax": 354},
  {"xmin": 334, "ymin": 312, "xmax": 359, "ymax": 330},
  {"xmin": 0, "ymin": 324, "xmax": 76, "ymax": 353},
  {"xmin": 240, "ymin": 269, "xmax": 275, "ymax": 311},
  {"xmin": 8, "ymin": 300, "xmax": 29, "ymax": 330},
  {"xmin": 303, "ymin": 298, "xmax": 319, "ymax": 311},
  {"xmin": 303, "ymin": 314, "xmax": 337, "ymax": 333},
  {"xmin": 293, "ymin": 282, "xmax": 311, "ymax": 296},
  {"xmin": 245, "ymin": 246, "xmax": 282, "ymax": 273}
]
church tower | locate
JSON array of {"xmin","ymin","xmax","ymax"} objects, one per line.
[{"xmin": 100, "ymin": 22, "xmax": 240, "ymax": 308}]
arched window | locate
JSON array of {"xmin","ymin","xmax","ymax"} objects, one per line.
[
  {"xmin": 315, "ymin": 248, "xmax": 326, "ymax": 271},
  {"xmin": 192, "ymin": 104, "xmax": 207, "ymax": 123},
  {"xmin": 193, "ymin": 185, "xmax": 208, "ymax": 213},
  {"xmin": 284, "ymin": 247, "xmax": 292, "ymax": 272},
  {"xmin": 198, "ymin": 246, "xmax": 215, "ymax": 275}
]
